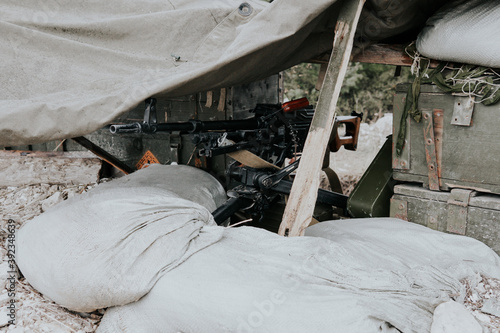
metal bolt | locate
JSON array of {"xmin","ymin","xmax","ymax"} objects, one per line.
[{"xmin": 262, "ymin": 178, "xmax": 272, "ymax": 188}]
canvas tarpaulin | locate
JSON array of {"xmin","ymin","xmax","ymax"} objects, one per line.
[
  {"xmin": 0, "ymin": 0, "xmax": 451, "ymax": 147},
  {"xmin": 1, "ymin": 0, "xmax": 340, "ymax": 146}
]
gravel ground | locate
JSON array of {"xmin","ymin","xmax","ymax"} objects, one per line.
[{"xmin": 0, "ymin": 184, "xmax": 103, "ymax": 332}]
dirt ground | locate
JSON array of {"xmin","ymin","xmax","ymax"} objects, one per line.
[
  {"xmin": 0, "ymin": 184, "xmax": 103, "ymax": 332},
  {"xmin": 1, "ymin": 115, "xmax": 500, "ymax": 332}
]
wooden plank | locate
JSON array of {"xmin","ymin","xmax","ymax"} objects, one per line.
[
  {"xmin": 311, "ymin": 44, "xmax": 440, "ymax": 67},
  {"xmin": 0, "ymin": 150, "xmax": 102, "ymax": 186},
  {"xmin": 279, "ymin": 0, "xmax": 366, "ymax": 237},
  {"xmin": 353, "ymin": 44, "xmax": 412, "ymax": 66},
  {"xmin": 351, "ymin": 44, "xmax": 439, "ymax": 67}
]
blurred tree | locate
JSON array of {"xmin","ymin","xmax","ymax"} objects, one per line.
[
  {"xmin": 283, "ymin": 63, "xmax": 321, "ymax": 103},
  {"xmin": 283, "ymin": 62, "xmax": 412, "ymax": 122}
]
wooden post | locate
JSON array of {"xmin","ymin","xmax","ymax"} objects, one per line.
[{"xmin": 279, "ymin": 0, "xmax": 365, "ymax": 237}]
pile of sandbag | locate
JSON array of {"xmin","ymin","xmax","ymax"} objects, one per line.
[
  {"xmin": 17, "ymin": 165, "xmax": 227, "ymax": 311},
  {"xmin": 417, "ymin": 0, "xmax": 500, "ymax": 68},
  {"xmin": 16, "ymin": 165, "xmax": 500, "ymax": 332}
]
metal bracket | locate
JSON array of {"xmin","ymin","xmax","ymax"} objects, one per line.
[
  {"xmin": 143, "ymin": 98, "xmax": 157, "ymax": 125},
  {"xmin": 422, "ymin": 110, "xmax": 440, "ymax": 191},
  {"xmin": 169, "ymin": 132, "xmax": 181, "ymax": 163},
  {"xmin": 390, "ymin": 198, "xmax": 408, "ymax": 221},
  {"xmin": 451, "ymin": 95, "xmax": 475, "ymax": 126},
  {"xmin": 446, "ymin": 188, "xmax": 474, "ymax": 235}
]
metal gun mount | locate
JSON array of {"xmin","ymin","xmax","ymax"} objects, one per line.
[
  {"xmin": 110, "ymin": 97, "xmax": 361, "ymax": 227},
  {"xmin": 212, "ymin": 159, "xmax": 349, "ymax": 225}
]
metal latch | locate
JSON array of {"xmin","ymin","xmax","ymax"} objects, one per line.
[
  {"xmin": 451, "ymin": 95, "xmax": 475, "ymax": 126},
  {"xmin": 446, "ymin": 188, "xmax": 474, "ymax": 235}
]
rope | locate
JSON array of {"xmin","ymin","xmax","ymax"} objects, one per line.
[{"xmin": 395, "ymin": 42, "xmax": 500, "ymax": 156}]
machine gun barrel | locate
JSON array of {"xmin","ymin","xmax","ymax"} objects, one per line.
[
  {"xmin": 110, "ymin": 118, "xmax": 261, "ymax": 134},
  {"xmin": 109, "ymin": 123, "xmax": 142, "ymax": 134}
]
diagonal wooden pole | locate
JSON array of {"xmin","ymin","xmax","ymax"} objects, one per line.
[{"xmin": 279, "ymin": 0, "xmax": 366, "ymax": 237}]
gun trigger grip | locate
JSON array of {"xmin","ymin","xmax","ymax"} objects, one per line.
[{"xmin": 329, "ymin": 113, "xmax": 361, "ymax": 152}]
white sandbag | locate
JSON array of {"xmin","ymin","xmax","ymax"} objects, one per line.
[
  {"xmin": 430, "ymin": 301, "xmax": 482, "ymax": 333},
  {"xmin": 97, "ymin": 218, "xmax": 500, "ymax": 333},
  {"xmin": 416, "ymin": 0, "xmax": 500, "ymax": 68},
  {"xmin": 16, "ymin": 165, "xmax": 226, "ymax": 312},
  {"xmin": 94, "ymin": 164, "xmax": 227, "ymax": 212}
]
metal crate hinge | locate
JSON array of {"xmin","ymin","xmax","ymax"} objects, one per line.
[
  {"xmin": 390, "ymin": 198, "xmax": 408, "ymax": 221},
  {"xmin": 433, "ymin": 109, "xmax": 444, "ymax": 185},
  {"xmin": 422, "ymin": 110, "xmax": 440, "ymax": 191},
  {"xmin": 446, "ymin": 188, "xmax": 474, "ymax": 235}
]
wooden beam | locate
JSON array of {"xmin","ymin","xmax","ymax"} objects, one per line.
[
  {"xmin": 72, "ymin": 136, "xmax": 134, "ymax": 175},
  {"xmin": 311, "ymin": 43, "xmax": 440, "ymax": 68},
  {"xmin": 352, "ymin": 44, "xmax": 440, "ymax": 67},
  {"xmin": 0, "ymin": 150, "xmax": 102, "ymax": 186},
  {"xmin": 279, "ymin": 0, "xmax": 366, "ymax": 237}
]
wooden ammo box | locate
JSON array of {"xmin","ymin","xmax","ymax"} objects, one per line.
[
  {"xmin": 391, "ymin": 83, "xmax": 500, "ymax": 255},
  {"xmin": 391, "ymin": 184, "xmax": 500, "ymax": 255},
  {"xmin": 392, "ymin": 83, "xmax": 500, "ymax": 194}
]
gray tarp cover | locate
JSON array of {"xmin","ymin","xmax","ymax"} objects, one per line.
[{"xmin": 1, "ymin": 0, "xmax": 444, "ymax": 146}]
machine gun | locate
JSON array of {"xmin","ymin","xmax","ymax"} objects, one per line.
[
  {"xmin": 110, "ymin": 97, "xmax": 362, "ymax": 228},
  {"xmin": 111, "ymin": 97, "xmax": 361, "ymax": 167},
  {"xmin": 111, "ymin": 97, "xmax": 314, "ymax": 166}
]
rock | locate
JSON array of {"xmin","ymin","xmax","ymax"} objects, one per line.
[
  {"xmin": 40, "ymin": 192, "xmax": 64, "ymax": 212},
  {"xmin": 0, "ymin": 307, "xmax": 11, "ymax": 327},
  {"xmin": 0, "ymin": 262, "xmax": 10, "ymax": 286},
  {"xmin": 431, "ymin": 300, "xmax": 482, "ymax": 333},
  {"xmin": 481, "ymin": 298, "xmax": 500, "ymax": 317}
]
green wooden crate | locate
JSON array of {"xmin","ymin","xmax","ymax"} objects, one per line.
[
  {"xmin": 391, "ymin": 184, "xmax": 500, "ymax": 256},
  {"xmin": 392, "ymin": 83, "xmax": 500, "ymax": 194}
]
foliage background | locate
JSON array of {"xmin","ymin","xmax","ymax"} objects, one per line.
[{"xmin": 283, "ymin": 62, "xmax": 412, "ymax": 122}]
